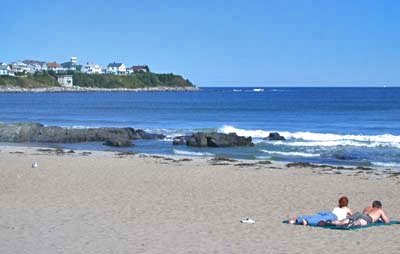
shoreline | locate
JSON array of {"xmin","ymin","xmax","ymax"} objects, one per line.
[
  {"xmin": 1, "ymin": 144, "xmax": 399, "ymax": 253},
  {"xmin": 0, "ymin": 85, "xmax": 200, "ymax": 93},
  {"xmin": 1, "ymin": 143, "xmax": 399, "ymax": 179},
  {"xmin": 1, "ymin": 121, "xmax": 399, "ymax": 173}
]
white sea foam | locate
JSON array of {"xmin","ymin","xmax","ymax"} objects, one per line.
[
  {"xmin": 266, "ymin": 140, "xmax": 400, "ymax": 148},
  {"xmin": 260, "ymin": 150, "xmax": 320, "ymax": 157},
  {"xmin": 218, "ymin": 125, "xmax": 400, "ymax": 148},
  {"xmin": 371, "ymin": 162, "xmax": 400, "ymax": 168},
  {"xmin": 219, "ymin": 126, "xmax": 270, "ymax": 138},
  {"xmin": 163, "ymin": 133, "xmax": 188, "ymax": 141},
  {"xmin": 173, "ymin": 149, "xmax": 213, "ymax": 157},
  {"xmin": 71, "ymin": 125, "xmax": 92, "ymax": 129}
]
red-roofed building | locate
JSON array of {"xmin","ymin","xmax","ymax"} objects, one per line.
[
  {"xmin": 131, "ymin": 65, "xmax": 149, "ymax": 73},
  {"xmin": 47, "ymin": 62, "xmax": 63, "ymax": 72}
]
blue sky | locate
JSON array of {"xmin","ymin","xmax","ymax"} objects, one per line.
[{"xmin": 1, "ymin": 0, "xmax": 399, "ymax": 87}]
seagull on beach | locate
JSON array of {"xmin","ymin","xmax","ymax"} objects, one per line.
[{"xmin": 32, "ymin": 162, "xmax": 38, "ymax": 168}]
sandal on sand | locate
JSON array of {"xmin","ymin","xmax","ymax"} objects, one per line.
[{"xmin": 241, "ymin": 218, "xmax": 255, "ymax": 224}]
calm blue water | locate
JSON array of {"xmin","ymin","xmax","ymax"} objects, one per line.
[{"xmin": 1, "ymin": 87, "xmax": 400, "ymax": 168}]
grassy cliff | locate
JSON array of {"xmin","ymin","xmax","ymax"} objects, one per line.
[
  {"xmin": 0, "ymin": 72, "xmax": 194, "ymax": 89},
  {"xmin": 0, "ymin": 73, "xmax": 60, "ymax": 88},
  {"xmin": 72, "ymin": 73, "xmax": 194, "ymax": 88}
]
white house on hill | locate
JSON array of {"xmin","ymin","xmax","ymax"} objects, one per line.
[
  {"xmin": 57, "ymin": 75, "xmax": 73, "ymax": 87},
  {"xmin": 82, "ymin": 63, "xmax": 103, "ymax": 74},
  {"xmin": 107, "ymin": 62, "xmax": 126, "ymax": 75},
  {"xmin": 11, "ymin": 61, "xmax": 31, "ymax": 74},
  {"xmin": 22, "ymin": 60, "xmax": 48, "ymax": 73},
  {"xmin": 0, "ymin": 64, "xmax": 14, "ymax": 76}
]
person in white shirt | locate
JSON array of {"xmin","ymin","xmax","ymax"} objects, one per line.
[
  {"xmin": 288, "ymin": 196, "xmax": 353, "ymax": 226},
  {"xmin": 330, "ymin": 200, "xmax": 390, "ymax": 227}
]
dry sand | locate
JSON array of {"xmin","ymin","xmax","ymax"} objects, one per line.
[{"xmin": 0, "ymin": 146, "xmax": 399, "ymax": 254}]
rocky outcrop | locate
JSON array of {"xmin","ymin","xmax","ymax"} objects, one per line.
[
  {"xmin": 265, "ymin": 132, "xmax": 286, "ymax": 141},
  {"xmin": 0, "ymin": 122, "xmax": 165, "ymax": 144},
  {"xmin": 134, "ymin": 129, "xmax": 166, "ymax": 140},
  {"xmin": 173, "ymin": 132, "xmax": 253, "ymax": 147},
  {"xmin": 172, "ymin": 136, "xmax": 187, "ymax": 145},
  {"xmin": 103, "ymin": 138, "xmax": 133, "ymax": 147}
]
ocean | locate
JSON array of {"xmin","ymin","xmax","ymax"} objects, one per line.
[{"xmin": 1, "ymin": 87, "xmax": 400, "ymax": 169}]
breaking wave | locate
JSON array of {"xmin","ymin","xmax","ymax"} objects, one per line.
[
  {"xmin": 218, "ymin": 125, "xmax": 400, "ymax": 148},
  {"xmin": 173, "ymin": 149, "xmax": 213, "ymax": 157},
  {"xmin": 371, "ymin": 162, "xmax": 400, "ymax": 168},
  {"xmin": 260, "ymin": 150, "xmax": 320, "ymax": 157}
]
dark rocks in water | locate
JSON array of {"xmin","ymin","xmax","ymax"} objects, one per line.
[
  {"xmin": 186, "ymin": 133, "xmax": 208, "ymax": 147},
  {"xmin": 333, "ymin": 153, "xmax": 356, "ymax": 161},
  {"xmin": 185, "ymin": 132, "xmax": 253, "ymax": 147},
  {"xmin": 0, "ymin": 122, "xmax": 44, "ymax": 142},
  {"xmin": 266, "ymin": 132, "xmax": 286, "ymax": 141},
  {"xmin": 103, "ymin": 138, "xmax": 133, "ymax": 147},
  {"xmin": 0, "ymin": 122, "xmax": 164, "ymax": 144},
  {"xmin": 172, "ymin": 136, "xmax": 187, "ymax": 145},
  {"xmin": 133, "ymin": 129, "xmax": 166, "ymax": 140},
  {"xmin": 173, "ymin": 132, "xmax": 253, "ymax": 147}
]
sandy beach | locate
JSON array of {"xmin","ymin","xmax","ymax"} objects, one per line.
[{"xmin": 0, "ymin": 146, "xmax": 399, "ymax": 254}]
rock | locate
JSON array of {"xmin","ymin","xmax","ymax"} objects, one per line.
[
  {"xmin": 186, "ymin": 132, "xmax": 253, "ymax": 147},
  {"xmin": 266, "ymin": 132, "xmax": 286, "ymax": 141},
  {"xmin": 103, "ymin": 138, "xmax": 133, "ymax": 147},
  {"xmin": 172, "ymin": 136, "xmax": 187, "ymax": 145},
  {"xmin": 0, "ymin": 122, "xmax": 44, "ymax": 142},
  {"xmin": 333, "ymin": 151, "xmax": 356, "ymax": 160},
  {"xmin": 134, "ymin": 129, "xmax": 166, "ymax": 140},
  {"xmin": 0, "ymin": 122, "xmax": 163, "ymax": 144}
]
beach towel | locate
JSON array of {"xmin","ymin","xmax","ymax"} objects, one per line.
[{"xmin": 282, "ymin": 220, "xmax": 400, "ymax": 230}]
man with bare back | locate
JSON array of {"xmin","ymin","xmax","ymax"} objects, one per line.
[{"xmin": 332, "ymin": 200, "xmax": 390, "ymax": 227}]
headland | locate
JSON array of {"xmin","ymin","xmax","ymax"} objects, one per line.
[{"xmin": 0, "ymin": 72, "xmax": 198, "ymax": 92}]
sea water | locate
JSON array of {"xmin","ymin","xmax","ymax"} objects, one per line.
[{"xmin": 1, "ymin": 87, "xmax": 399, "ymax": 168}]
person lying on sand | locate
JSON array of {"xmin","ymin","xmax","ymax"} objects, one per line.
[
  {"xmin": 288, "ymin": 196, "xmax": 352, "ymax": 226},
  {"xmin": 330, "ymin": 200, "xmax": 390, "ymax": 227}
]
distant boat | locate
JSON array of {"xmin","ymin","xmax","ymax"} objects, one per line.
[{"xmin": 253, "ymin": 88, "xmax": 264, "ymax": 92}]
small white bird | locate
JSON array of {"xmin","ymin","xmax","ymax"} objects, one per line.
[{"xmin": 32, "ymin": 162, "xmax": 38, "ymax": 168}]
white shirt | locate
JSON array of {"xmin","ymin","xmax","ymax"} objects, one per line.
[{"xmin": 332, "ymin": 207, "xmax": 348, "ymax": 220}]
